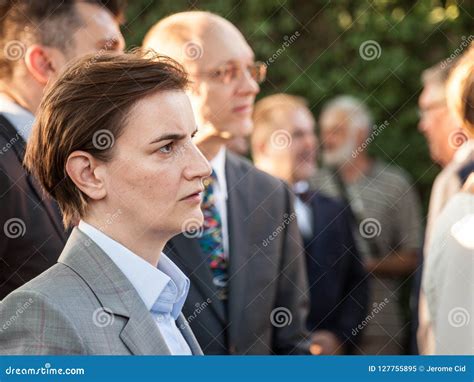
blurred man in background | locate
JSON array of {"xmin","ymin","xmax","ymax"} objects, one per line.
[
  {"xmin": 252, "ymin": 93, "xmax": 369, "ymax": 354},
  {"xmin": 0, "ymin": 0, "xmax": 125, "ymax": 299},
  {"xmin": 417, "ymin": 56, "xmax": 474, "ymax": 354},
  {"xmin": 311, "ymin": 95, "xmax": 422, "ymax": 354},
  {"xmin": 144, "ymin": 11, "xmax": 311, "ymax": 355}
]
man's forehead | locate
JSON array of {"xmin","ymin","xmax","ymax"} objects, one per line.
[
  {"xmin": 320, "ymin": 110, "xmax": 350, "ymax": 129},
  {"xmin": 420, "ymin": 83, "xmax": 446, "ymax": 104},
  {"xmin": 195, "ymin": 23, "xmax": 254, "ymax": 67}
]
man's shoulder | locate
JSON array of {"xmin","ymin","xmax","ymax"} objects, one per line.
[
  {"xmin": 226, "ymin": 151, "xmax": 287, "ymax": 192},
  {"xmin": 372, "ymin": 160, "xmax": 413, "ymax": 186},
  {"xmin": 311, "ymin": 191, "xmax": 346, "ymax": 211}
]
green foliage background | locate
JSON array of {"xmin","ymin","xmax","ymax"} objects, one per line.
[{"xmin": 123, "ymin": 0, "xmax": 472, "ymax": 216}]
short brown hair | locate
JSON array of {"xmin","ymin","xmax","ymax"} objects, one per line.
[
  {"xmin": 0, "ymin": 0, "xmax": 126, "ymax": 78},
  {"xmin": 447, "ymin": 46, "xmax": 474, "ymax": 136},
  {"xmin": 24, "ymin": 49, "xmax": 189, "ymax": 227}
]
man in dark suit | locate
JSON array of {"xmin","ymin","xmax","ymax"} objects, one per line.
[
  {"xmin": 143, "ymin": 12, "xmax": 311, "ymax": 355},
  {"xmin": 252, "ymin": 94, "xmax": 369, "ymax": 354},
  {"xmin": 0, "ymin": 0, "xmax": 125, "ymax": 298}
]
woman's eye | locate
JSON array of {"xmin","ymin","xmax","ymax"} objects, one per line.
[{"xmin": 159, "ymin": 143, "xmax": 173, "ymax": 154}]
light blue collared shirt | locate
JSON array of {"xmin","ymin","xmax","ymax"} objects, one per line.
[
  {"xmin": 0, "ymin": 94, "xmax": 34, "ymax": 142},
  {"xmin": 78, "ymin": 220, "xmax": 192, "ymax": 355}
]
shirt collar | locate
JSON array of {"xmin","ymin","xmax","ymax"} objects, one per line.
[
  {"xmin": 210, "ymin": 146, "xmax": 228, "ymax": 199},
  {"xmin": 0, "ymin": 94, "xmax": 34, "ymax": 142},
  {"xmin": 78, "ymin": 220, "xmax": 189, "ymax": 319},
  {"xmin": 293, "ymin": 180, "xmax": 310, "ymax": 194}
]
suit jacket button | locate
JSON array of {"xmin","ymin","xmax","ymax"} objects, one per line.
[{"xmin": 229, "ymin": 345, "xmax": 237, "ymax": 354}]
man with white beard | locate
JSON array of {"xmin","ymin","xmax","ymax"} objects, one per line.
[{"xmin": 311, "ymin": 95, "xmax": 422, "ymax": 355}]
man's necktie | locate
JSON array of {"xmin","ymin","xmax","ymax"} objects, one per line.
[{"xmin": 198, "ymin": 170, "xmax": 228, "ymax": 301}]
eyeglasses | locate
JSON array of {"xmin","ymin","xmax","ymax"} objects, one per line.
[{"xmin": 193, "ymin": 61, "xmax": 267, "ymax": 84}]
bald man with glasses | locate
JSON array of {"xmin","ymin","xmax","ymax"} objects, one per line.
[{"xmin": 144, "ymin": 11, "xmax": 311, "ymax": 355}]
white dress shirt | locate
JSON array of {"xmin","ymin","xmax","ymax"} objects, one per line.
[
  {"xmin": 0, "ymin": 94, "xmax": 34, "ymax": 141},
  {"xmin": 293, "ymin": 181, "xmax": 313, "ymax": 239},
  {"xmin": 209, "ymin": 146, "xmax": 229, "ymax": 258},
  {"xmin": 78, "ymin": 220, "xmax": 192, "ymax": 355}
]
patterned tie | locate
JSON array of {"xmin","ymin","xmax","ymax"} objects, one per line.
[{"xmin": 198, "ymin": 170, "xmax": 228, "ymax": 301}]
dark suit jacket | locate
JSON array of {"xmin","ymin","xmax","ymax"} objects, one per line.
[
  {"xmin": 0, "ymin": 114, "xmax": 68, "ymax": 299},
  {"xmin": 165, "ymin": 151, "xmax": 310, "ymax": 355},
  {"xmin": 303, "ymin": 192, "xmax": 369, "ymax": 352}
]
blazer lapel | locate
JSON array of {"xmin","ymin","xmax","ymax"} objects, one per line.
[
  {"xmin": 176, "ymin": 314, "xmax": 204, "ymax": 355},
  {"xmin": 224, "ymin": 152, "xmax": 251, "ymax": 344},
  {"xmin": 166, "ymin": 234, "xmax": 227, "ymax": 324},
  {"xmin": 58, "ymin": 228, "xmax": 172, "ymax": 355},
  {"xmin": 0, "ymin": 114, "xmax": 66, "ymax": 241}
]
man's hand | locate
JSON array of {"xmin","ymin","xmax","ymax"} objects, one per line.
[{"xmin": 310, "ymin": 330, "xmax": 344, "ymax": 355}]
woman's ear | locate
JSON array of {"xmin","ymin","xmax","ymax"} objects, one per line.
[
  {"xmin": 66, "ymin": 151, "xmax": 107, "ymax": 201},
  {"xmin": 24, "ymin": 45, "xmax": 64, "ymax": 85}
]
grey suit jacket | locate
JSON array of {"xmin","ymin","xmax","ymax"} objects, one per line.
[
  {"xmin": 0, "ymin": 228, "xmax": 203, "ymax": 355},
  {"xmin": 165, "ymin": 151, "xmax": 311, "ymax": 355}
]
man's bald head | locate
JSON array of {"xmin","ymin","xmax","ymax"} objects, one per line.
[{"xmin": 143, "ymin": 11, "xmax": 252, "ymax": 71}]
